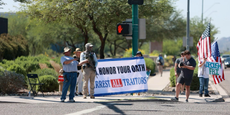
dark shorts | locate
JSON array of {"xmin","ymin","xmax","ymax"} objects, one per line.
[{"xmin": 177, "ymin": 76, "xmax": 193, "ymax": 86}]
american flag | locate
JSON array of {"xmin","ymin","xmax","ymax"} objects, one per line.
[
  {"xmin": 197, "ymin": 23, "xmax": 211, "ymax": 61},
  {"xmin": 207, "ymin": 41, "xmax": 225, "ymax": 84}
]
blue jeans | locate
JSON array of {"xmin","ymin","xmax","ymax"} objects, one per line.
[
  {"xmin": 199, "ymin": 77, "xmax": 209, "ymax": 95},
  {"xmin": 61, "ymin": 72, "xmax": 77, "ymax": 100}
]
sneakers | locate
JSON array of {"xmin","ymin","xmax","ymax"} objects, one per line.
[
  {"xmin": 61, "ymin": 99, "xmax": 65, "ymax": 102},
  {"xmin": 199, "ymin": 94, "xmax": 202, "ymax": 97},
  {"xmin": 78, "ymin": 92, "xmax": 83, "ymax": 95},
  {"xmin": 171, "ymin": 97, "xmax": 178, "ymax": 101},
  {"xmin": 75, "ymin": 93, "xmax": 78, "ymax": 96},
  {"xmin": 204, "ymin": 94, "xmax": 211, "ymax": 97},
  {"xmin": 90, "ymin": 96, "xmax": 95, "ymax": 99},
  {"xmin": 69, "ymin": 99, "xmax": 75, "ymax": 102},
  {"xmin": 186, "ymin": 99, "xmax": 188, "ymax": 102},
  {"xmin": 180, "ymin": 91, "xmax": 185, "ymax": 95},
  {"xmin": 83, "ymin": 96, "xmax": 87, "ymax": 99}
]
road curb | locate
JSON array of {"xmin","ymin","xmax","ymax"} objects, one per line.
[{"xmin": 209, "ymin": 77, "xmax": 229, "ymax": 102}]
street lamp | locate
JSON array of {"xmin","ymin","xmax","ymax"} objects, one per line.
[{"xmin": 201, "ymin": 1, "xmax": 220, "ymax": 23}]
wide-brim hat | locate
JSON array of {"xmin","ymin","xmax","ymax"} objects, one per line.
[
  {"xmin": 63, "ymin": 47, "xmax": 71, "ymax": 54},
  {"xmin": 73, "ymin": 48, "xmax": 81, "ymax": 53}
]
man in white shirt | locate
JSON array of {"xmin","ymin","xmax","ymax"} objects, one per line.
[
  {"xmin": 198, "ymin": 58, "xmax": 211, "ymax": 97},
  {"xmin": 60, "ymin": 47, "xmax": 87, "ymax": 102}
]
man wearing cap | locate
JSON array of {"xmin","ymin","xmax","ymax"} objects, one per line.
[
  {"xmin": 60, "ymin": 47, "xmax": 88, "ymax": 102},
  {"xmin": 136, "ymin": 51, "xmax": 143, "ymax": 57},
  {"xmin": 80, "ymin": 43, "xmax": 98, "ymax": 99}
]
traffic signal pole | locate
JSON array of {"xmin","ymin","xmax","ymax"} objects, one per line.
[{"xmin": 132, "ymin": 4, "xmax": 139, "ymax": 57}]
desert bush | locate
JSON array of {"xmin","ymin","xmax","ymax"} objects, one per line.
[
  {"xmin": 144, "ymin": 58, "xmax": 155, "ymax": 75},
  {"xmin": 169, "ymin": 67, "xmax": 176, "ymax": 87},
  {"xmin": 123, "ymin": 48, "xmax": 146, "ymax": 57},
  {"xmin": 164, "ymin": 55, "xmax": 174, "ymax": 67},
  {"xmin": 29, "ymin": 68, "xmax": 58, "ymax": 80},
  {"xmin": 36, "ymin": 75, "xmax": 58, "ymax": 92},
  {"xmin": 149, "ymin": 50, "xmax": 161, "ymax": 56},
  {"xmin": 7, "ymin": 64, "xmax": 27, "ymax": 76},
  {"xmin": 0, "ymin": 70, "xmax": 26, "ymax": 94}
]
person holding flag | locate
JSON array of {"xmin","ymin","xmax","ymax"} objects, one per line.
[
  {"xmin": 198, "ymin": 58, "xmax": 211, "ymax": 97},
  {"xmin": 197, "ymin": 23, "xmax": 225, "ymax": 84}
]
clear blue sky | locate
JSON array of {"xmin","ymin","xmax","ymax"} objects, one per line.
[
  {"xmin": 1, "ymin": 0, "xmax": 229, "ymax": 39},
  {"xmin": 174, "ymin": 0, "xmax": 230, "ymax": 39}
]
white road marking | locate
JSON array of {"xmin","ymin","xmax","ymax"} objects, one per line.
[{"xmin": 66, "ymin": 105, "xmax": 106, "ymax": 115}]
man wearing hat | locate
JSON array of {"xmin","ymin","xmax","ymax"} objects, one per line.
[
  {"xmin": 60, "ymin": 47, "xmax": 88, "ymax": 102},
  {"xmin": 80, "ymin": 43, "xmax": 98, "ymax": 99}
]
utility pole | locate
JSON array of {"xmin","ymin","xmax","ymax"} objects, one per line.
[
  {"xmin": 132, "ymin": 4, "xmax": 139, "ymax": 56},
  {"xmin": 201, "ymin": 0, "xmax": 204, "ymax": 23},
  {"xmin": 186, "ymin": 0, "xmax": 190, "ymax": 51}
]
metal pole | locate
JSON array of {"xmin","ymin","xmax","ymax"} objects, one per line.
[
  {"xmin": 132, "ymin": 4, "xmax": 139, "ymax": 56},
  {"xmin": 186, "ymin": 0, "xmax": 190, "ymax": 51},
  {"xmin": 201, "ymin": 0, "xmax": 203, "ymax": 23}
]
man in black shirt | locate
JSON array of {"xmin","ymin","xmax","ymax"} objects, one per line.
[{"xmin": 172, "ymin": 50, "xmax": 196, "ymax": 102}]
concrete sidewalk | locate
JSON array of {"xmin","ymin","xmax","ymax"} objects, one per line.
[{"xmin": 0, "ymin": 68, "xmax": 229, "ymax": 103}]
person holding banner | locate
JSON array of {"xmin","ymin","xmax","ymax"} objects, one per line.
[
  {"xmin": 198, "ymin": 58, "xmax": 211, "ymax": 97},
  {"xmin": 171, "ymin": 50, "xmax": 196, "ymax": 102},
  {"xmin": 80, "ymin": 43, "xmax": 98, "ymax": 99},
  {"xmin": 136, "ymin": 51, "xmax": 143, "ymax": 57}
]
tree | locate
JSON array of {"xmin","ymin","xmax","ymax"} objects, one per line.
[
  {"xmin": 21, "ymin": 0, "xmax": 175, "ymax": 59},
  {"xmin": 189, "ymin": 17, "xmax": 218, "ymax": 55},
  {"xmin": 0, "ymin": 34, "xmax": 29, "ymax": 60}
]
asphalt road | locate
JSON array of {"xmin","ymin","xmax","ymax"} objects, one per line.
[
  {"xmin": 220, "ymin": 67, "xmax": 230, "ymax": 96},
  {"xmin": 1, "ymin": 101, "xmax": 230, "ymax": 115}
]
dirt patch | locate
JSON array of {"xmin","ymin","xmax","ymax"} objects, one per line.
[
  {"xmin": 39, "ymin": 63, "xmax": 48, "ymax": 69},
  {"xmin": 49, "ymin": 60, "xmax": 62, "ymax": 73}
]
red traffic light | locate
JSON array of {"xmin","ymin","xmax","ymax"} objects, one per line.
[{"xmin": 117, "ymin": 23, "xmax": 129, "ymax": 35}]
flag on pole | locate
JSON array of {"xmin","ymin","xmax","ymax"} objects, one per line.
[
  {"xmin": 197, "ymin": 23, "xmax": 211, "ymax": 61},
  {"xmin": 207, "ymin": 41, "xmax": 225, "ymax": 84}
]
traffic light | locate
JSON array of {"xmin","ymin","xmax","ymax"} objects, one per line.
[
  {"xmin": 128, "ymin": 0, "xmax": 143, "ymax": 5},
  {"xmin": 117, "ymin": 23, "xmax": 129, "ymax": 35}
]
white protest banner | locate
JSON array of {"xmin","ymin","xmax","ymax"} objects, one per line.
[
  {"xmin": 205, "ymin": 61, "xmax": 222, "ymax": 75},
  {"xmin": 89, "ymin": 57, "xmax": 148, "ymax": 96}
]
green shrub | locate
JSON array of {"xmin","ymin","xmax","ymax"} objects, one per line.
[
  {"xmin": 169, "ymin": 61, "xmax": 199, "ymax": 90},
  {"xmin": 190, "ymin": 63, "xmax": 199, "ymax": 90},
  {"xmin": 7, "ymin": 64, "xmax": 27, "ymax": 76},
  {"xmin": 169, "ymin": 67, "xmax": 176, "ymax": 87},
  {"xmin": 29, "ymin": 68, "xmax": 58, "ymax": 80},
  {"xmin": 36, "ymin": 75, "xmax": 58, "ymax": 92},
  {"xmin": 144, "ymin": 58, "xmax": 155, "ymax": 75},
  {"xmin": 0, "ymin": 70, "xmax": 26, "ymax": 94},
  {"xmin": 0, "ymin": 60, "xmax": 14, "ymax": 69}
]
